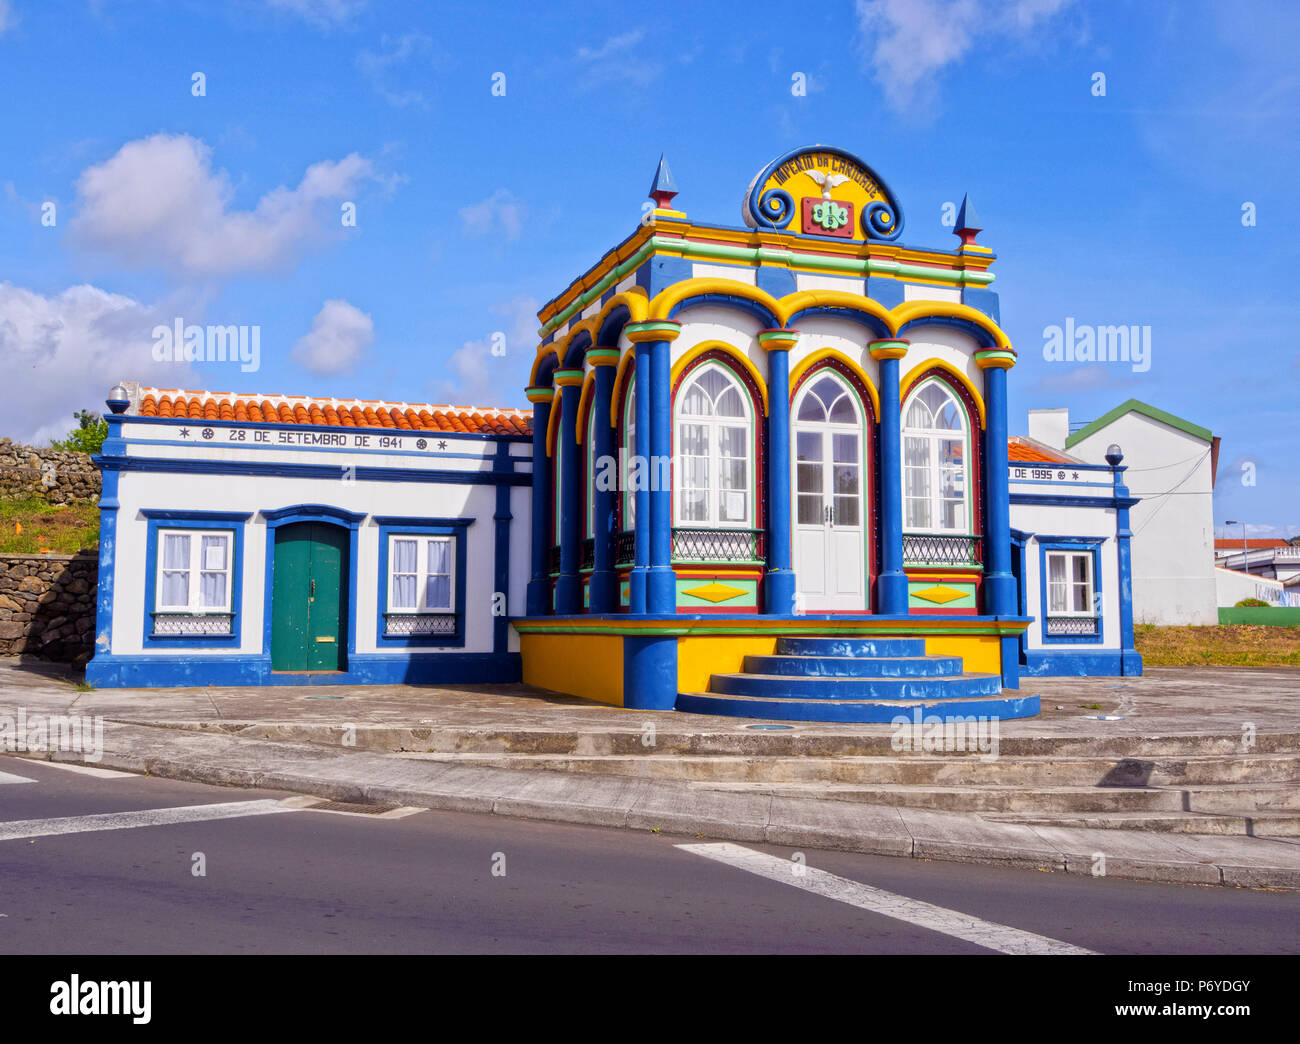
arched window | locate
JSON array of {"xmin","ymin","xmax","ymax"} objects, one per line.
[
  {"xmin": 675, "ymin": 363, "xmax": 753, "ymax": 528},
  {"xmin": 902, "ymin": 379, "xmax": 970, "ymax": 532}
]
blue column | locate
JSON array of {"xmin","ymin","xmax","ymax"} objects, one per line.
[
  {"xmin": 524, "ymin": 388, "xmax": 553, "ymax": 616},
  {"xmin": 492, "ymin": 440, "xmax": 513, "ymax": 653},
  {"xmin": 629, "ymin": 343, "xmax": 651, "ymax": 614},
  {"xmin": 870, "ymin": 340, "xmax": 909, "ymax": 615},
  {"xmin": 979, "ymin": 357, "xmax": 1016, "ymax": 617},
  {"xmin": 759, "ymin": 330, "xmax": 796, "ymax": 614},
  {"xmin": 646, "ymin": 335, "xmax": 676, "ymax": 614},
  {"xmin": 588, "ymin": 349, "xmax": 620, "ymax": 613},
  {"xmin": 553, "ymin": 370, "xmax": 584, "ymax": 615},
  {"xmin": 1109, "ymin": 450, "xmax": 1143, "ymax": 676}
]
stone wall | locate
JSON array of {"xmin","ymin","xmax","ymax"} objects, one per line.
[
  {"xmin": 0, "ymin": 553, "xmax": 97, "ymax": 665},
  {"xmin": 0, "ymin": 438, "xmax": 101, "ymax": 504}
]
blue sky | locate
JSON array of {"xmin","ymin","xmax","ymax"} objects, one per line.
[{"xmin": 0, "ymin": 0, "xmax": 1296, "ymax": 536}]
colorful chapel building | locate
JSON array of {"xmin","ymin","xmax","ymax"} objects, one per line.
[{"xmin": 86, "ymin": 145, "xmax": 1142, "ymax": 721}]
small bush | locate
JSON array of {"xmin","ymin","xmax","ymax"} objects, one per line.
[{"xmin": 1235, "ymin": 598, "xmax": 1272, "ymax": 608}]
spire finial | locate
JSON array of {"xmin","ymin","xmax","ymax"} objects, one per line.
[
  {"xmin": 649, "ymin": 153, "xmax": 678, "ymax": 209},
  {"xmin": 954, "ymin": 192, "xmax": 982, "ymax": 246}
]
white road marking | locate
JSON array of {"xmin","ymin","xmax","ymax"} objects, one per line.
[
  {"xmin": 21, "ymin": 760, "xmax": 136, "ymax": 780},
  {"xmin": 0, "ymin": 769, "xmax": 37, "ymax": 785},
  {"xmin": 676, "ymin": 842, "xmax": 1097, "ymax": 956},
  {"xmin": 0, "ymin": 799, "xmax": 300, "ymax": 843}
]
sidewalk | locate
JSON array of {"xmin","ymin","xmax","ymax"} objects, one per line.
[{"xmin": 5, "ymin": 657, "xmax": 1300, "ymax": 888}]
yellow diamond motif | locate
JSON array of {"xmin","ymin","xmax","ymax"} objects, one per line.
[
  {"xmin": 682, "ymin": 582, "xmax": 746, "ymax": 604},
  {"xmin": 913, "ymin": 585, "xmax": 968, "ymax": 605}
]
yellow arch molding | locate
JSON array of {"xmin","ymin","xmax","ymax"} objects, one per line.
[
  {"xmin": 778, "ymin": 290, "xmax": 894, "ymax": 334},
  {"xmin": 900, "ymin": 358, "xmax": 987, "ymax": 430},
  {"xmin": 789, "ymin": 347, "xmax": 881, "ymax": 422},
  {"xmin": 649, "ymin": 277, "xmax": 782, "ymax": 325},
  {"xmin": 529, "ymin": 289, "xmax": 649, "ymax": 388},
  {"xmin": 889, "ymin": 300, "xmax": 1013, "ymax": 352},
  {"xmin": 592, "ymin": 287, "xmax": 649, "ymax": 332},
  {"xmin": 670, "ymin": 341, "xmax": 770, "ymax": 416},
  {"xmin": 545, "ymin": 384, "xmax": 566, "ymax": 457},
  {"xmin": 575, "ymin": 372, "xmax": 597, "ymax": 445},
  {"xmin": 609, "ymin": 349, "xmax": 635, "ymax": 427}
]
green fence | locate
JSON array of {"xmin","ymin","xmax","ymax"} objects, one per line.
[{"xmin": 1218, "ymin": 606, "xmax": 1300, "ymax": 626}]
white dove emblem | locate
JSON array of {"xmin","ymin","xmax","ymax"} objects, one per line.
[{"xmin": 805, "ymin": 170, "xmax": 851, "ymax": 199}]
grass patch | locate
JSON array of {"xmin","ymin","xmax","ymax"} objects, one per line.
[
  {"xmin": 0, "ymin": 497, "xmax": 99, "ymax": 555},
  {"xmin": 1135, "ymin": 624, "xmax": 1300, "ymax": 667}
]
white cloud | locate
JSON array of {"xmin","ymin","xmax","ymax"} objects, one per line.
[
  {"xmin": 266, "ymin": 0, "xmax": 365, "ymax": 28},
  {"xmin": 357, "ymin": 31, "xmax": 434, "ymax": 108},
  {"xmin": 290, "ymin": 299, "xmax": 374, "ymax": 376},
  {"xmin": 574, "ymin": 30, "xmax": 659, "ymax": 89},
  {"xmin": 433, "ymin": 294, "xmax": 538, "ymax": 406},
  {"xmin": 0, "ymin": 281, "xmax": 194, "ymax": 446},
  {"xmin": 0, "ymin": 1, "xmax": 17, "ymax": 35},
  {"xmin": 70, "ymin": 134, "xmax": 374, "ymax": 277},
  {"xmin": 854, "ymin": 0, "xmax": 1072, "ymax": 112},
  {"xmin": 458, "ymin": 189, "xmax": 526, "ymax": 241}
]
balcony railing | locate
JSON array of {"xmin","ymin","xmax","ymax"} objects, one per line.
[
  {"xmin": 672, "ymin": 527, "xmax": 764, "ymax": 564},
  {"xmin": 548, "ymin": 544, "xmax": 561, "ymax": 575},
  {"xmin": 384, "ymin": 613, "xmax": 458, "ymax": 637},
  {"xmin": 581, "ymin": 537, "xmax": 595, "ymax": 571},
  {"xmin": 152, "ymin": 613, "xmax": 233, "ymax": 636},
  {"xmin": 1045, "ymin": 615, "xmax": 1100, "ymax": 637},
  {"xmin": 902, "ymin": 532, "xmax": 983, "ymax": 568},
  {"xmin": 616, "ymin": 530, "xmax": 635, "ymax": 567}
]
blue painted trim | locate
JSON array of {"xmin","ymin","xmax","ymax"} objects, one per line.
[
  {"xmin": 98, "ymin": 456, "xmax": 530, "ymax": 486},
  {"xmin": 784, "ymin": 305, "xmax": 891, "ymax": 338},
  {"xmin": 589, "ymin": 362, "xmax": 618, "ymax": 612},
  {"xmin": 117, "ymin": 435, "xmax": 513, "ymax": 465},
  {"xmin": 117, "ymin": 413, "xmax": 528, "ymax": 443},
  {"xmin": 90, "ymin": 468, "xmax": 120, "ymax": 661},
  {"xmin": 1037, "ymin": 537, "xmax": 1105, "ymax": 645},
  {"xmin": 1010, "ymin": 493, "xmax": 1139, "ymax": 509},
  {"xmin": 630, "ymin": 343, "xmax": 651, "ymax": 613},
  {"xmin": 141, "ymin": 513, "xmax": 248, "ymax": 648},
  {"xmin": 1112, "ymin": 464, "xmax": 1142, "ymax": 675},
  {"xmin": 1022, "ymin": 650, "xmax": 1126, "ymax": 677},
  {"xmin": 666, "ymin": 292, "xmax": 779, "ymax": 328},
  {"xmin": 981, "ymin": 364, "xmax": 1016, "ymax": 618},
  {"xmin": 898, "ymin": 314, "xmax": 999, "ymax": 349},
  {"xmin": 555, "ymin": 381, "xmax": 582, "ymax": 615},
  {"xmin": 875, "ymin": 354, "xmax": 907, "ymax": 614},
  {"xmin": 84, "ymin": 652, "xmax": 522, "ymax": 688},
  {"xmin": 764, "ymin": 345, "xmax": 795, "ymax": 613},
  {"xmin": 646, "ymin": 338, "xmax": 675, "ymax": 612},
  {"xmin": 262, "ymin": 506, "xmax": 364, "ymax": 665},
  {"xmin": 1008, "ymin": 478, "xmax": 1115, "ymax": 489},
  {"xmin": 526, "ymin": 398, "xmax": 553, "ymax": 616},
  {"xmin": 375, "ymin": 518, "xmax": 472, "ymax": 648},
  {"xmin": 493, "ymin": 441, "xmax": 513, "ymax": 653},
  {"xmin": 623, "ymin": 634, "xmax": 677, "ymax": 709}
]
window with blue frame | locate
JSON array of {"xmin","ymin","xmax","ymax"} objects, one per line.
[
  {"xmin": 375, "ymin": 517, "xmax": 471, "ymax": 646},
  {"xmin": 1037, "ymin": 537, "xmax": 1104, "ymax": 642},
  {"xmin": 142, "ymin": 511, "xmax": 250, "ymax": 646}
]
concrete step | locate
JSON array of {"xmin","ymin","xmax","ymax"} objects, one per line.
[
  {"xmin": 983, "ymin": 810, "xmax": 1300, "ymax": 836},
  {"xmin": 775, "ymin": 636, "xmax": 927, "ymax": 657},
  {"xmin": 677, "ymin": 688, "xmax": 1037, "ymax": 723},
  {"xmin": 693, "ymin": 780, "xmax": 1300, "ymax": 813},
  {"xmin": 704, "ymin": 672, "xmax": 1004, "ymax": 700},
  {"xmin": 742, "ymin": 654, "xmax": 965, "ymax": 678},
  {"xmin": 395, "ymin": 751, "xmax": 1300, "ymax": 788}
]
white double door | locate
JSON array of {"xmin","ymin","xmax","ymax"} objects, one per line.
[{"xmin": 793, "ymin": 421, "xmax": 867, "ymax": 611}]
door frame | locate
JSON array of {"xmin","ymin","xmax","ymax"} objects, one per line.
[
  {"xmin": 262, "ymin": 504, "xmax": 365, "ymax": 666},
  {"xmin": 789, "ymin": 363, "xmax": 876, "ymax": 612}
]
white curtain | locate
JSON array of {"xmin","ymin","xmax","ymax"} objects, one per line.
[
  {"xmin": 161, "ymin": 534, "xmax": 190, "ymax": 607},
  {"xmin": 391, "ymin": 539, "xmax": 418, "ymax": 609},
  {"xmin": 426, "ymin": 539, "xmax": 451, "ymax": 610}
]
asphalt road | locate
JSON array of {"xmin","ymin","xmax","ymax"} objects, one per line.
[{"xmin": 1, "ymin": 754, "xmax": 1297, "ymax": 955}]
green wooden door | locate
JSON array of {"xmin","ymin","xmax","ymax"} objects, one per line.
[{"xmin": 271, "ymin": 522, "xmax": 348, "ymax": 672}]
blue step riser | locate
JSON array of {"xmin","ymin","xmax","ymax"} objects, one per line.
[
  {"xmin": 743, "ymin": 654, "xmax": 965, "ymax": 678},
  {"xmin": 676, "ymin": 692, "xmax": 1041, "ymax": 724},
  {"xmin": 775, "ymin": 637, "xmax": 927, "ymax": 658},
  {"xmin": 708, "ymin": 674, "xmax": 1003, "ymax": 701}
]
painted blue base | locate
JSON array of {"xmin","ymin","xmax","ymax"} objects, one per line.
[
  {"xmin": 1021, "ymin": 649, "xmax": 1143, "ymax": 677},
  {"xmin": 676, "ymin": 691, "xmax": 1041, "ymax": 723},
  {"xmin": 623, "ymin": 635, "xmax": 676, "ymax": 709},
  {"xmin": 676, "ymin": 635, "xmax": 1038, "ymax": 723},
  {"xmin": 84, "ymin": 652, "xmax": 522, "ymax": 689}
]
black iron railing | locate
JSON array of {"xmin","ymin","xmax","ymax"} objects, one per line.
[
  {"xmin": 671, "ymin": 527, "xmax": 764, "ymax": 564},
  {"xmin": 902, "ymin": 532, "xmax": 983, "ymax": 568},
  {"xmin": 548, "ymin": 545, "xmax": 561, "ymax": 575},
  {"xmin": 616, "ymin": 530, "xmax": 635, "ymax": 566},
  {"xmin": 581, "ymin": 537, "xmax": 595, "ymax": 571},
  {"xmin": 1045, "ymin": 615, "xmax": 1100, "ymax": 637}
]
